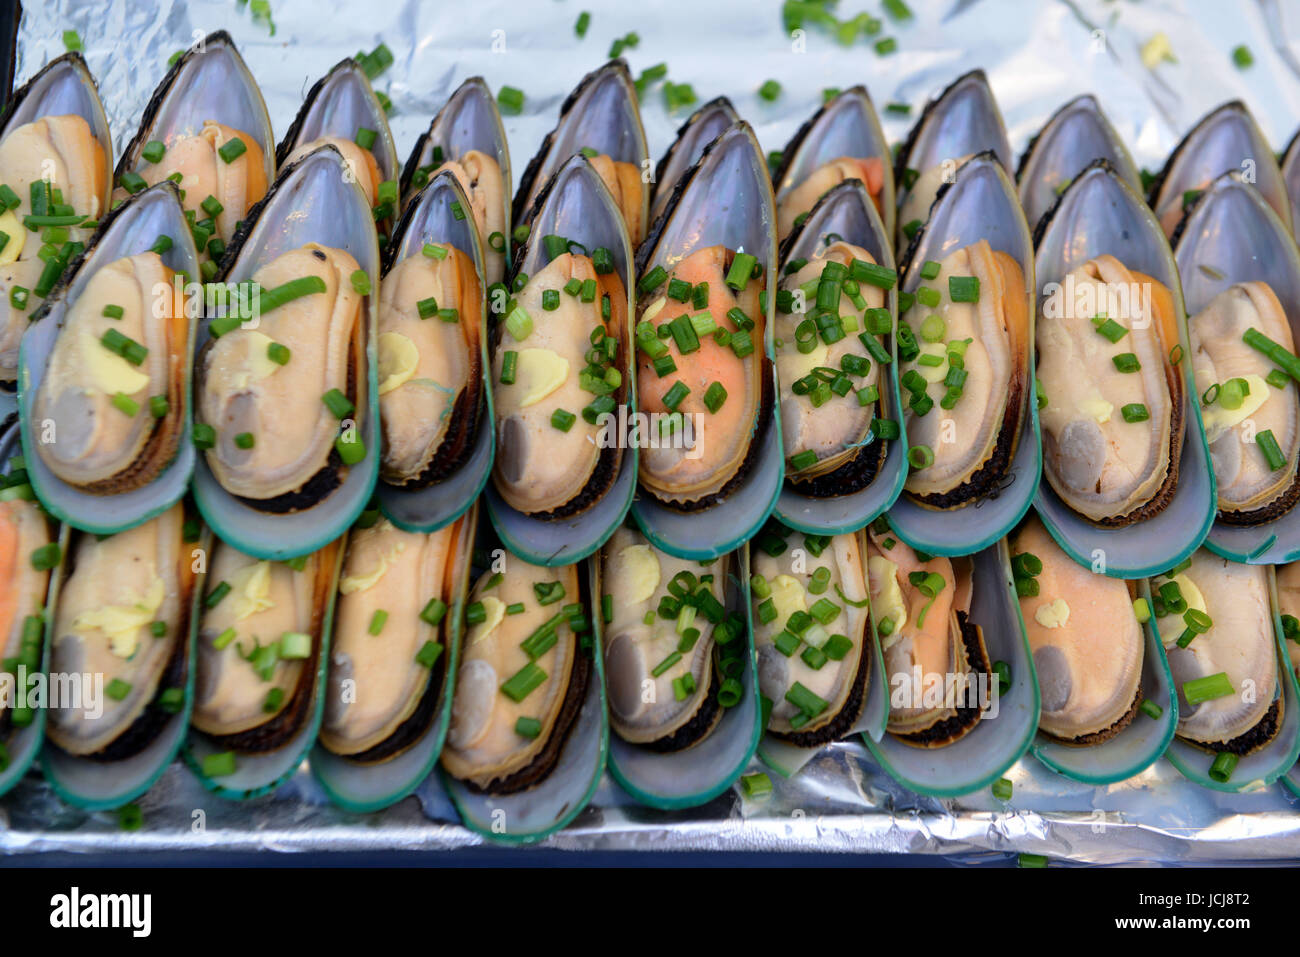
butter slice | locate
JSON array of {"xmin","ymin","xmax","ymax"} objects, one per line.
[
  {"xmin": 1077, "ymin": 394, "xmax": 1113, "ymax": 424},
  {"xmin": 1169, "ymin": 573, "xmax": 1207, "ymax": 616},
  {"xmin": 1034, "ymin": 598, "xmax": 1070, "ymax": 629},
  {"xmin": 867, "ymin": 556, "xmax": 908, "ymax": 634},
  {"xmin": 1199, "ymin": 374, "xmax": 1270, "ymax": 443},
  {"xmin": 0, "ymin": 209, "xmax": 24, "ymax": 266},
  {"xmin": 79, "ymin": 330, "xmax": 150, "ymax": 396},
  {"xmin": 340, "ymin": 538, "xmax": 407, "ymax": 594},
  {"xmin": 378, "ymin": 331, "xmax": 419, "ymax": 394},
  {"xmin": 73, "ymin": 576, "xmax": 166, "ymax": 658},
  {"xmin": 230, "ymin": 331, "xmax": 283, "ymax": 390},
  {"xmin": 469, "ymin": 595, "xmax": 505, "ymax": 645},
  {"xmin": 229, "ymin": 560, "xmax": 274, "ymax": 622},
  {"xmin": 618, "ymin": 544, "xmax": 660, "ymax": 606},
  {"xmin": 515, "ymin": 348, "xmax": 569, "ymax": 407},
  {"xmin": 768, "ymin": 574, "xmax": 808, "ymax": 628}
]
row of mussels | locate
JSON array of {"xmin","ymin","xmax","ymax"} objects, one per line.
[{"xmin": 1, "ymin": 31, "xmax": 1300, "ymax": 838}]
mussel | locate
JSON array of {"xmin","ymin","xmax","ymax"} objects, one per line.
[
  {"xmin": 635, "ymin": 124, "xmax": 773, "ymax": 511},
  {"xmin": 772, "ymin": 86, "xmax": 893, "ymax": 241},
  {"xmin": 1150, "ymin": 101, "xmax": 1291, "ymax": 240},
  {"xmin": 1013, "ymin": 516, "xmax": 1143, "ymax": 744},
  {"xmin": 46, "ymin": 502, "xmax": 195, "ymax": 759},
  {"xmin": 490, "ymin": 156, "xmax": 630, "ymax": 520},
  {"xmin": 191, "ymin": 537, "xmax": 337, "ymax": 755},
  {"xmin": 865, "ymin": 528, "xmax": 991, "ymax": 746},
  {"xmin": 600, "ymin": 525, "xmax": 743, "ymax": 750},
  {"xmin": 1037, "ymin": 254, "xmax": 1182, "ymax": 525},
  {"xmin": 752, "ymin": 526, "xmax": 870, "ymax": 744},
  {"xmin": 897, "ymin": 162, "xmax": 1032, "ymax": 510},
  {"xmin": 378, "ymin": 173, "xmax": 484, "ymax": 490},
  {"xmin": 894, "ymin": 70, "xmax": 1013, "ymax": 248},
  {"xmin": 1176, "ymin": 173, "xmax": 1300, "ymax": 527},
  {"xmin": 320, "ymin": 515, "xmax": 465, "ymax": 760},
  {"xmin": 1154, "ymin": 550, "xmax": 1281, "ymax": 755},
  {"xmin": 777, "ymin": 181, "xmax": 895, "ymax": 495},
  {"xmin": 513, "ymin": 60, "xmax": 649, "ymax": 248},
  {"xmin": 1276, "ymin": 560, "xmax": 1300, "ymax": 680},
  {"xmin": 441, "ymin": 555, "xmax": 592, "ymax": 793},
  {"xmin": 0, "ymin": 493, "xmax": 52, "ymax": 735},
  {"xmin": 401, "ymin": 78, "xmax": 511, "ymax": 287},
  {"xmin": 280, "ymin": 58, "xmax": 400, "ymax": 239},
  {"xmin": 0, "ymin": 53, "xmax": 112, "ymax": 387},
  {"xmin": 113, "ymin": 32, "xmax": 274, "ymax": 265}
]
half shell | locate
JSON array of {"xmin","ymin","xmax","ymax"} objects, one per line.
[
  {"xmin": 1175, "ymin": 172, "xmax": 1300, "ymax": 540},
  {"xmin": 1154, "ymin": 550, "xmax": 1280, "ymax": 754},
  {"xmin": 1013, "ymin": 516, "xmax": 1143, "ymax": 743},
  {"xmin": 630, "ymin": 122, "xmax": 783, "ymax": 558},
  {"xmin": 401, "ymin": 78, "xmax": 511, "ymax": 288},
  {"xmin": 649, "ymin": 97, "xmax": 738, "ymax": 229},
  {"xmin": 190, "ymin": 146, "xmax": 380, "ymax": 560},
  {"xmin": 772, "ymin": 86, "xmax": 894, "ymax": 241},
  {"xmin": 278, "ymin": 58, "xmax": 399, "ymax": 234},
  {"xmin": 113, "ymin": 32, "xmax": 274, "ymax": 259},
  {"xmin": 513, "ymin": 61, "xmax": 648, "ymax": 248},
  {"xmin": 894, "ymin": 70, "xmax": 1013, "ymax": 248},
  {"xmin": 1150, "ymin": 101, "xmax": 1291, "ymax": 240},
  {"xmin": 0, "ymin": 53, "xmax": 112, "ymax": 387},
  {"xmin": 441, "ymin": 555, "xmax": 591, "ymax": 794},
  {"xmin": 1016, "ymin": 95, "xmax": 1141, "ymax": 233},
  {"xmin": 46, "ymin": 502, "xmax": 195, "ymax": 758},
  {"xmin": 19, "ymin": 181, "xmax": 198, "ymax": 534},
  {"xmin": 752, "ymin": 527, "xmax": 870, "ymax": 745}
]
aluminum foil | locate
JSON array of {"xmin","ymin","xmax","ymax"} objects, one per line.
[{"xmin": 8, "ymin": 0, "xmax": 1300, "ymax": 862}]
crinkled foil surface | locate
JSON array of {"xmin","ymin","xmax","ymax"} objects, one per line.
[{"xmin": 7, "ymin": 0, "xmax": 1300, "ymax": 863}]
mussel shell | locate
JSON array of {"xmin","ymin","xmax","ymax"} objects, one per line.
[
  {"xmin": 894, "ymin": 70, "xmax": 1013, "ymax": 245},
  {"xmin": 649, "ymin": 96, "xmax": 738, "ymax": 228},
  {"xmin": 1282, "ymin": 126, "xmax": 1300, "ymax": 238},
  {"xmin": 0, "ymin": 424, "xmax": 58, "ymax": 799},
  {"xmin": 772, "ymin": 179, "xmax": 907, "ymax": 534},
  {"xmin": 629, "ymin": 122, "xmax": 783, "ymax": 560},
  {"xmin": 513, "ymin": 60, "xmax": 648, "ymax": 245},
  {"xmin": 485, "ymin": 153, "xmax": 636, "ymax": 565},
  {"xmin": 114, "ymin": 31, "xmax": 275, "ymax": 202},
  {"xmin": 1175, "ymin": 172, "xmax": 1300, "ymax": 562},
  {"xmin": 1016, "ymin": 94, "xmax": 1141, "ymax": 234},
  {"xmin": 887, "ymin": 152, "xmax": 1040, "ymax": 557},
  {"xmin": 1032, "ymin": 159, "xmax": 1214, "ymax": 578},
  {"xmin": 277, "ymin": 57, "xmax": 399, "ymax": 195},
  {"xmin": 375, "ymin": 169, "xmax": 493, "ymax": 533},
  {"xmin": 2, "ymin": 51, "xmax": 113, "ymax": 214},
  {"xmin": 18, "ymin": 181, "xmax": 198, "ymax": 534},
  {"xmin": 772, "ymin": 85, "xmax": 895, "ymax": 240},
  {"xmin": 191, "ymin": 145, "xmax": 380, "ymax": 561},
  {"xmin": 862, "ymin": 540, "xmax": 1040, "ymax": 798},
  {"xmin": 1149, "ymin": 101, "xmax": 1291, "ymax": 239}
]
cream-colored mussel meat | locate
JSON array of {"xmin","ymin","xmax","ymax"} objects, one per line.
[
  {"xmin": 491, "ymin": 251, "xmax": 626, "ymax": 516},
  {"xmin": 901, "ymin": 239, "xmax": 1027, "ymax": 506},
  {"xmin": 779, "ymin": 241, "xmax": 884, "ymax": 482},
  {"xmin": 601, "ymin": 526, "xmax": 727, "ymax": 749},
  {"xmin": 865, "ymin": 529, "xmax": 989, "ymax": 746},
  {"xmin": 321, "ymin": 519, "xmax": 456, "ymax": 759},
  {"xmin": 197, "ymin": 243, "xmax": 364, "ymax": 508},
  {"xmin": 32, "ymin": 252, "xmax": 187, "ymax": 493},
  {"xmin": 47, "ymin": 503, "xmax": 193, "ymax": 757},
  {"xmin": 378, "ymin": 242, "xmax": 481, "ymax": 486},
  {"xmin": 1276, "ymin": 561, "xmax": 1300, "ymax": 680},
  {"xmin": 120, "ymin": 120, "xmax": 267, "ymax": 249},
  {"xmin": 898, "ymin": 153, "xmax": 972, "ymax": 241},
  {"xmin": 443, "ymin": 560, "xmax": 588, "ymax": 793},
  {"xmin": 0, "ymin": 114, "xmax": 107, "ymax": 381},
  {"xmin": 193, "ymin": 540, "xmax": 332, "ymax": 746},
  {"xmin": 777, "ymin": 156, "xmax": 885, "ymax": 241},
  {"xmin": 753, "ymin": 530, "xmax": 870, "ymax": 743},
  {"xmin": 429, "ymin": 151, "xmax": 506, "ymax": 286},
  {"xmin": 1013, "ymin": 517, "xmax": 1143, "ymax": 743},
  {"xmin": 285, "ymin": 136, "xmax": 381, "ymax": 206},
  {"xmin": 1038, "ymin": 256, "xmax": 1179, "ymax": 524},
  {"xmin": 1188, "ymin": 282, "xmax": 1300, "ymax": 523},
  {"xmin": 1156, "ymin": 550, "xmax": 1279, "ymax": 753}
]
